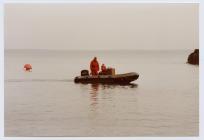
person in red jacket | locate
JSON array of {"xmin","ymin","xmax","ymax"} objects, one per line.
[
  {"xmin": 90, "ymin": 57, "xmax": 99, "ymax": 75},
  {"xmin": 101, "ymin": 64, "xmax": 107, "ymax": 74}
]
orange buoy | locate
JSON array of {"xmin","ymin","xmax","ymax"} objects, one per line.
[{"xmin": 24, "ymin": 64, "xmax": 32, "ymax": 71}]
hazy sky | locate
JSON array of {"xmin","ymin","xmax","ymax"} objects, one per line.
[{"xmin": 5, "ymin": 3, "xmax": 198, "ymax": 50}]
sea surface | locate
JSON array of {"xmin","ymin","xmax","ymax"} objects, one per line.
[{"xmin": 4, "ymin": 50, "xmax": 199, "ymax": 136}]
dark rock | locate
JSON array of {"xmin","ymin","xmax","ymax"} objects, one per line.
[{"xmin": 187, "ymin": 49, "xmax": 199, "ymax": 65}]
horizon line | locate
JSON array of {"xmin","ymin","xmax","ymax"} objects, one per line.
[{"xmin": 4, "ymin": 48, "xmax": 196, "ymax": 51}]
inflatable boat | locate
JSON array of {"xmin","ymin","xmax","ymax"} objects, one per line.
[{"xmin": 74, "ymin": 71, "xmax": 139, "ymax": 84}]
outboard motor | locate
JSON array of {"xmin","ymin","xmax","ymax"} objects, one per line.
[{"xmin": 81, "ymin": 70, "xmax": 89, "ymax": 76}]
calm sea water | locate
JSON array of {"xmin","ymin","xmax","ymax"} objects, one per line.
[{"xmin": 4, "ymin": 50, "xmax": 199, "ymax": 136}]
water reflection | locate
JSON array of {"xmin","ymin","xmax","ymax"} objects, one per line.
[
  {"xmin": 101, "ymin": 83, "xmax": 138, "ymax": 89},
  {"xmin": 76, "ymin": 82, "xmax": 138, "ymax": 112},
  {"xmin": 89, "ymin": 83, "xmax": 138, "ymax": 109},
  {"xmin": 87, "ymin": 83, "xmax": 138, "ymax": 119},
  {"xmin": 89, "ymin": 84, "xmax": 99, "ymax": 107}
]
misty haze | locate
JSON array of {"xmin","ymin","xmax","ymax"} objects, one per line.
[{"xmin": 4, "ymin": 3, "xmax": 199, "ymax": 137}]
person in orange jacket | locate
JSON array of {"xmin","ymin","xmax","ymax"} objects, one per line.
[
  {"xmin": 101, "ymin": 64, "xmax": 107, "ymax": 74},
  {"xmin": 90, "ymin": 57, "xmax": 99, "ymax": 75}
]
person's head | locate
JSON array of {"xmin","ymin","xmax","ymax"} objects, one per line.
[
  {"xmin": 102, "ymin": 64, "xmax": 104, "ymax": 66},
  {"xmin": 93, "ymin": 57, "xmax": 97, "ymax": 61}
]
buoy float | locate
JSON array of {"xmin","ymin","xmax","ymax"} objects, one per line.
[{"xmin": 24, "ymin": 64, "xmax": 32, "ymax": 71}]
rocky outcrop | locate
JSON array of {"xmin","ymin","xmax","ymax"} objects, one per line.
[{"xmin": 187, "ymin": 49, "xmax": 199, "ymax": 65}]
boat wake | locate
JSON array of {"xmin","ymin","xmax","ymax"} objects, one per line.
[{"xmin": 5, "ymin": 79, "xmax": 73, "ymax": 83}]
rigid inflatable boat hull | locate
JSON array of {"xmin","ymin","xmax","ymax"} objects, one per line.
[{"xmin": 74, "ymin": 72, "xmax": 139, "ymax": 84}]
